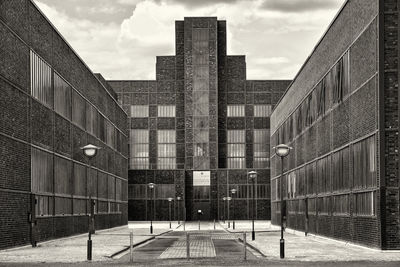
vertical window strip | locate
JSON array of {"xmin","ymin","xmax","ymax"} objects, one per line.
[
  {"xmin": 157, "ymin": 130, "xmax": 176, "ymax": 169},
  {"xmin": 254, "ymin": 105, "xmax": 272, "ymax": 117},
  {"xmin": 131, "ymin": 105, "xmax": 149, "ymax": 117},
  {"xmin": 158, "ymin": 105, "xmax": 176, "ymax": 117},
  {"xmin": 227, "ymin": 130, "xmax": 245, "ymax": 169},
  {"xmin": 254, "ymin": 129, "xmax": 269, "ymax": 168},
  {"xmin": 227, "ymin": 105, "xmax": 245, "ymax": 117},
  {"xmin": 30, "ymin": 50, "xmax": 53, "ymax": 107},
  {"xmin": 130, "ymin": 130, "xmax": 149, "ymax": 169}
]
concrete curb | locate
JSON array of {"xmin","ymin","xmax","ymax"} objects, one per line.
[{"xmin": 109, "ymin": 229, "xmax": 173, "ymax": 259}]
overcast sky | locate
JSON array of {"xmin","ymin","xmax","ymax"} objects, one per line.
[{"xmin": 34, "ymin": 0, "xmax": 345, "ymax": 80}]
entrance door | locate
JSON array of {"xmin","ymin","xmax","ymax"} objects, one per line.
[{"xmin": 193, "ymin": 171, "xmax": 211, "ymax": 220}]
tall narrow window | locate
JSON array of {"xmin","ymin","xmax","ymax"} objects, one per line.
[
  {"xmin": 130, "ymin": 130, "xmax": 149, "ymax": 169},
  {"xmin": 131, "ymin": 105, "xmax": 149, "ymax": 117},
  {"xmin": 332, "ymin": 146, "xmax": 349, "ymax": 191},
  {"xmin": 31, "ymin": 148, "xmax": 53, "ymax": 194},
  {"xmin": 353, "ymin": 135, "xmax": 376, "ymax": 188},
  {"xmin": 254, "ymin": 129, "xmax": 269, "ymax": 168},
  {"xmin": 227, "ymin": 105, "xmax": 245, "ymax": 117},
  {"xmin": 105, "ymin": 120, "xmax": 115, "ymax": 148},
  {"xmin": 72, "ymin": 90, "xmax": 86, "ymax": 129},
  {"xmin": 86, "ymin": 104, "xmax": 98, "ymax": 136},
  {"xmin": 157, "ymin": 130, "xmax": 176, "ymax": 169},
  {"xmin": 254, "ymin": 105, "xmax": 272, "ymax": 117},
  {"xmin": 54, "ymin": 73, "xmax": 71, "ymax": 119},
  {"xmin": 30, "ymin": 50, "xmax": 53, "ymax": 107},
  {"xmin": 354, "ymin": 191, "xmax": 375, "ymax": 216},
  {"xmin": 227, "ymin": 130, "xmax": 245, "ymax": 169},
  {"xmin": 158, "ymin": 105, "xmax": 176, "ymax": 117}
]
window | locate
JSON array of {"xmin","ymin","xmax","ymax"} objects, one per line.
[
  {"xmin": 86, "ymin": 104, "xmax": 98, "ymax": 136},
  {"xmin": 317, "ymin": 156, "xmax": 331, "ymax": 193},
  {"xmin": 130, "ymin": 130, "xmax": 149, "ymax": 169},
  {"xmin": 158, "ymin": 105, "xmax": 176, "ymax": 117},
  {"xmin": 31, "ymin": 148, "xmax": 53, "ymax": 193},
  {"xmin": 318, "ymin": 197, "xmax": 331, "ymax": 215},
  {"xmin": 73, "ymin": 199, "xmax": 86, "ymax": 215},
  {"xmin": 54, "ymin": 156, "xmax": 72, "ymax": 195},
  {"xmin": 332, "ymin": 147, "xmax": 349, "ymax": 191},
  {"xmin": 254, "ymin": 129, "xmax": 269, "ymax": 168},
  {"xmin": 35, "ymin": 195, "xmax": 53, "ymax": 216},
  {"xmin": 55, "ymin": 197, "xmax": 72, "ymax": 215},
  {"xmin": 105, "ymin": 120, "xmax": 115, "ymax": 148},
  {"xmin": 157, "ymin": 130, "xmax": 176, "ymax": 169},
  {"xmin": 307, "ymin": 198, "xmax": 316, "ymax": 215},
  {"xmin": 116, "ymin": 179, "xmax": 122, "ymax": 201},
  {"xmin": 333, "ymin": 194, "xmax": 349, "ymax": 215},
  {"xmin": 73, "ymin": 163, "xmax": 86, "ymax": 197},
  {"xmin": 131, "ymin": 105, "xmax": 149, "ymax": 117},
  {"xmin": 227, "ymin": 105, "xmax": 245, "ymax": 117},
  {"xmin": 54, "ymin": 73, "xmax": 71, "ymax": 119},
  {"xmin": 254, "ymin": 105, "xmax": 272, "ymax": 117},
  {"xmin": 306, "ymin": 162, "xmax": 317, "ymax": 195},
  {"xmin": 108, "ymin": 175, "xmax": 116, "ymax": 200},
  {"xmin": 287, "ymin": 172, "xmax": 296, "ymax": 199},
  {"xmin": 354, "ymin": 192, "xmax": 375, "ymax": 216},
  {"xmin": 30, "ymin": 50, "xmax": 53, "ymax": 107},
  {"xmin": 257, "ymin": 184, "xmax": 269, "ymax": 199},
  {"xmin": 193, "ymin": 186, "xmax": 210, "ymax": 199},
  {"xmin": 72, "ymin": 90, "xmax": 86, "ymax": 129},
  {"xmin": 227, "ymin": 130, "xmax": 245, "ymax": 169},
  {"xmin": 155, "ymin": 184, "xmax": 175, "ymax": 199},
  {"xmin": 287, "ymin": 200, "xmax": 298, "ymax": 215},
  {"xmin": 353, "ymin": 135, "xmax": 376, "ymax": 189},
  {"xmin": 128, "ymin": 184, "xmax": 147, "ymax": 199},
  {"xmin": 97, "ymin": 172, "xmax": 108, "ymax": 199}
]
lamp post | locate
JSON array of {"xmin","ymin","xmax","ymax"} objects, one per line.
[
  {"xmin": 226, "ymin": 196, "xmax": 232, "ymax": 228},
  {"xmin": 274, "ymin": 144, "xmax": 292, "ymax": 259},
  {"xmin": 148, "ymin": 183, "xmax": 155, "ymax": 234},
  {"xmin": 168, "ymin": 197, "xmax": 173, "ymax": 229},
  {"xmin": 176, "ymin": 196, "xmax": 182, "ymax": 224},
  {"xmin": 248, "ymin": 170, "xmax": 257, "ymax": 241},
  {"xmin": 222, "ymin": 197, "xmax": 227, "ymax": 223},
  {"xmin": 230, "ymin": 188, "xmax": 237, "ymax": 230},
  {"xmin": 81, "ymin": 144, "xmax": 101, "ymax": 261}
]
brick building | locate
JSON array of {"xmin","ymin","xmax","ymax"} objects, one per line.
[
  {"xmin": 270, "ymin": 0, "xmax": 400, "ymax": 249},
  {"xmin": 108, "ymin": 17, "xmax": 291, "ymax": 221},
  {"xmin": 0, "ymin": 0, "xmax": 128, "ymax": 249}
]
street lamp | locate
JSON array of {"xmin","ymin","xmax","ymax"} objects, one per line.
[
  {"xmin": 222, "ymin": 197, "xmax": 227, "ymax": 223},
  {"xmin": 226, "ymin": 196, "xmax": 232, "ymax": 228},
  {"xmin": 168, "ymin": 197, "xmax": 173, "ymax": 229},
  {"xmin": 176, "ymin": 196, "xmax": 182, "ymax": 224},
  {"xmin": 81, "ymin": 144, "xmax": 101, "ymax": 261},
  {"xmin": 148, "ymin": 183, "xmax": 155, "ymax": 234},
  {"xmin": 248, "ymin": 170, "xmax": 257, "ymax": 240},
  {"xmin": 274, "ymin": 144, "xmax": 292, "ymax": 259},
  {"xmin": 230, "ymin": 188, "xmax": 237, "ymax": 230}
]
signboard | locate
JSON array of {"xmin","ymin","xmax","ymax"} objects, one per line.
[{"xmin": 193, "ymin": 171, "xmax": 210, "ymax": 186}]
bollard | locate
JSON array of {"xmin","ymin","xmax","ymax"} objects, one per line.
[
  {"xmin": 130, "ymin": 231, "xmax": 133, "ymax": 263},
  {"xmin": 243, "ymin": 232, "xmax": 247, "ymax": 260},
  {"xmin": 87, "ymin": 232, "xmax": 92, "ymax": 261},
  {"xmin": 184, "ymin": 221, "xmax": 186, "ymax": 231},
  {"xmin": 213, "ymin": 219, "xmax": 216, "ymax": 230},
  {"xmin": 228, "ymin": 221, "xmax": 230, "ymax": 228},
  {"xmin": 198, "ymin": 220, "xmax": 200, "ymax": 230},
  {"xmin": 186, "ymin": 232, "xmax": 190, "ymax": 259}
]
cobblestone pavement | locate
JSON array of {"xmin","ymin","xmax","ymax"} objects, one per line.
[{"xmin": 160, "ymin": 235, "xmax": 216, "ymax": 259}]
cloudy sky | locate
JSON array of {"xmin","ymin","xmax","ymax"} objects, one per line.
[{"xmin": 34, "ymin": 0, "xmax": 345, "ymax": 80}]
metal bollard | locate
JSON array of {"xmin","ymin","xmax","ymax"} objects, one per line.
[
  {"xmin": 130, "ymin": 231, "xmax": 133, "ymax": 263},
  {"xmin": 213, "ymin": 219, "xmax": 216, "ymax": 230},
  {"xmin": 184, "ymin": 221, "xmax": 186, "ymax": 231},
  {"xmin": 186, "ymin": 232, "xmax": 190, "ymax": 259},
  {"xmin": 243, "ymin": 232, "xmax": 247, "ymax": 260},
  {"xmin": 87, "ymin": 232, "xmax": 92, "ymax": 261}
]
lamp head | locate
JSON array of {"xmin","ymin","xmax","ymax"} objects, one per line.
[
  {"xmin": 227, "ymin": 197, "xmax": 232, "ymax": 201},
  {"xmin": 176, "ymin": 196, "xmax": 181, "ymax": 201},
  {"xmin": 230, "ymin": 188, "xmax": 237, "ymax": 194},
  {"xmin": 223, "ymin": 197, "xmax": 227, "ymax": 201},
  {"xmin": 274, "ymin": 144, "xmax": 292, "ymax": 158},
  {"xmin": 248, "ymin": 170, "xmax": 257, "ymax": 179},
  {"xmin": 148, "ymin": 182, "xmax": 155, "ymax": 189},
  {"xmin": 81, "ymin": 144, "xmax": 101, "ymax": 158},
  {"xmin": 168, "ymin": 197, "xmax": 173, "ymax": 202}
]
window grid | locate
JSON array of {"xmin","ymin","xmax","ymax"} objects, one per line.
[
  {"xmin": 254, "ymin": 129, "xmax": 269, "ymax": 168},
  {"xmin": 130, "ymin": 130, "xmax": 149, "ymax": 169},
  {"xmin": 130, "ymin": 105, "xmax": 149, "ymax": 117},
  {"xmin": 227, "ymin": 130, "xmax": 245, "ymax": 169},
  {"xmin": 254, "ymin": 105, "xmax": 272, "ymax": 117},
  {"xmin": 157, "ymin": 130, "xmax": 176, "ymax": 169},
  {"xmin": 30, "ymin": 50, "xmax": 53, "ymax": 108},
  {"xmin": 227, "ymin": 105, "xmax": 245, "ymax": 117},
  {"xmin": 158, "ymin": 105, "xmax": 176, "ymax": 117}
]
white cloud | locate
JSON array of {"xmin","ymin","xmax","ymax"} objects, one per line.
[{"xmin": 35, "ymin": 0, "xmax": 344, "ymax": 80}]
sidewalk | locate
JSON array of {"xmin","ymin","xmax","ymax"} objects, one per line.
[
  {"xmin": 0, "ymin": 221, "xmax": 178, "ymax": 263},
  {"xmin": 220, "ymin": 220, "xmax": 279, "ymax": 232},
  {"xmin": 247, "ymin": 229, "xmax": 400, "ymax": 262}
]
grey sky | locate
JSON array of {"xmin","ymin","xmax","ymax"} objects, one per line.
[{"xmin": 34, "ymin": 0, "xmax": 345, "ymax": 80}]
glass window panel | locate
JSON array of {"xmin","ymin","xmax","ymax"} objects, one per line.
[
  {"xmin": 130, "ymin": 105, "xmax": 149, "ymax": 117},
  {"xmin": 254, "ymin": 105, "xmax": 272, "ymax": 117},
  {"xmin": 73, "ymin": 163, "xmax": 86, "ymax": 196},
  {"xmin": 54, "ymin": 156, "xmax": 72, "ymax": 195},
  {"xmin": 72, "ymin": 90, "xmax": 86, "ymax": 129},
  {"xmin": 227, "ymin": 105, "xmax": 245, "ymax": 117},
  {"xmin": 55, "ymin": 197, "xmax": 72, "ymax": 215},
  {"xmin": 227, "ymin": 130, "xmax": 245, "ymax": 169},
  {"xmin": 54, "ymin": 73, "xmax": 71, "ymax": 119},
  {"xmin": 30, "ymin": 50, "xmax": 53, "ymax": 108},
  {"xmin": 130, "ymin": 130, "xmax": 149, "ymax": 169},
  {"xmin": 31, "ymin": 148, "xmax": 53, "ymax": 193},
  {"xmin": 158, "ymin": 105, "xmax": 176, "ymax": 117},
  {"xmin": 158, "ymin": 130, "xmax": 176, "ymax": 169}
]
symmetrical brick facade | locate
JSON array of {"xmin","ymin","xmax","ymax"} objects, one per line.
[
  {"xmin": 271, "ymin": 0, "xmax": 400, "ymax": 249},
  {"xmin": 0, "ymin": 0, "xmax": 128, "ymax": 249},
  {"xmin": 109, "ymin": 18, "xmax": 290, "ymax": 222}
]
